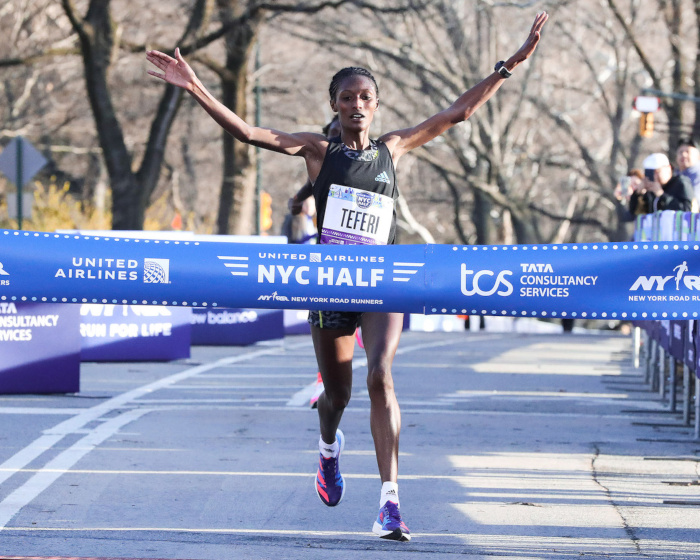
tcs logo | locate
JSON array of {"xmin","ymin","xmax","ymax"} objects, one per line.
[{"xmin": 460, "ymin": 264, "xmax": 513, "ymax": 297}]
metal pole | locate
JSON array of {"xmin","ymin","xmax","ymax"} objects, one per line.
[
  {"xmin": 650, "ymin": 341, "xmax": 659, "ymax": 391},
  {"xmin": 644, "ymin": 332, "xmax": 652, "ymax": 385},
  {"xmin": 254, "ymin": 43, "xmax": 262, "ymax": 236},
  {"xmin": 668, "ymin": 355, "xmax": 676, "ymax": 412},
  {"xmin": 694, "ymin": 375, "xmax": 699, "ymax": 440},
  {"xmin": 683, "ymin": 363, "xmax": 691, "ymax": 425},
  {"xmin": 641, "ymin": 88, "xmax": 700, "ymax": 105},
  {"xmin": 16, "ymin": 136, "xmax": 23, "ymax": 230},
  {"xmin": 658, "ymin": 346, "xmax": 666, "ymax": 397},
  {"xmin": 632, "ymin": 326, "xmax": 640, "ymax": 368}
]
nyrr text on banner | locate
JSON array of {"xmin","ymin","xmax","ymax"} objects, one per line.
[{"xmin": 1, "ymin": 230, "xmax": 700, "ymax": 319}]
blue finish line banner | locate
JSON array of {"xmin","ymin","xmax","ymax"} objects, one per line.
[{"xmin": 2, "ymin": 229, "xmax": 700, "ymax": 319}]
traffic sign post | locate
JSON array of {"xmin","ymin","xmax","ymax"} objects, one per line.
[
  {"xmin": 17, "ymin": 138, "xmax": 23, "ymax": 229},
  {"xmin": 0, "ymin": 137, "xmax": 47, "ymax": 229}
]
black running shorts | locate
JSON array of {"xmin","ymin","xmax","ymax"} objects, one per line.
[{"xmin": 308, "ymin": 310, "xmax": 362, "ymax": 330}]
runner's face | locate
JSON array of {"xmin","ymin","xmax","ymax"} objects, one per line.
[{"xmin": 331, "ymin": 75, "xmax": 378, "ymax": 133}]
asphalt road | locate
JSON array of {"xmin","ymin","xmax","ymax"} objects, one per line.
[{"xmin": 1, "ymin": 330, "xmax": 699, "ymax": 559}]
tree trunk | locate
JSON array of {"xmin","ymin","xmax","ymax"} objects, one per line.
[
  {"xmin": 666, "ymin": 0, "xmax": 684, "ymax": 150},
  {"xmin": 509, "ymin": 210, "xmax": 538, "ymax": 245},
  {"xmin": 215, "ymin": 4, "xmax": 261, "ymax": 235},
  {"xmin": 62, "ymin": 0, "xmax": 211, "ymax": 230},
  {"xmin": 693, "ymin": 0, "xmax": 700, "ymax": 139},
  {"xmin": 471, "ymin": 189, "xmax": 493, "ymax": 245},
  {"xmin": 65, "ymin": 0, "xmax": 142, "ymax": 229}
]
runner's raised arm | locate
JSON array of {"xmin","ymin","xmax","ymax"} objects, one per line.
[
  {"xmin": 381, "ymin": 11, "xmax": 548, "ymax": 162},
  {"xmin": 146, "ymin": 48, "xmax": 326, "ymax": 162}
]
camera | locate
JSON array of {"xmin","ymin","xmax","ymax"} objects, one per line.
[{"xmin": 644, "ymin": 168, "xmax": 656, "ymax": 181}]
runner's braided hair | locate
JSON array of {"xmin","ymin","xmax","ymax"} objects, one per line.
[
  {"xmin": 322, "ymin": 115, "xmax": 339, "ymax": 136},
  {"xmin": 329, "ymin": 67, "xmax": 379, "ymax": 101}
]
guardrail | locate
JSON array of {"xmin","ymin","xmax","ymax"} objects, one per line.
[{"xmin": 632, "ymin": 211, "xmax": 699, "ymax": 440}]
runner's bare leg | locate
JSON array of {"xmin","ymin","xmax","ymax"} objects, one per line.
[
  {"xmin": 311, "ymin": 326, "xmax": 356, "ymax": 444},
  {"xmin": 360, "ymin": 312, "xmax": 404, "ymax": 483}
]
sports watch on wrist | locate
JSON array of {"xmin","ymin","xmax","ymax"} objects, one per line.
[{"xmin": 494, "ymin": 61, "xmax": 512, "ymax": 78}]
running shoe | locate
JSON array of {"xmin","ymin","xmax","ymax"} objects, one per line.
[
  {"xmin": 315, "ymin": 429, "xmax": 345, "ymax": 507},
  {"xmin": 355, "ymin": 327, "xmax": 364, "ymax": 349},
  {"xmin": 309, "ymin": 371, "xmax": 324, "ymax": 409},
  {"xmin": 372, "ymin": 500, "xmax": 411, "ymax": 541}
]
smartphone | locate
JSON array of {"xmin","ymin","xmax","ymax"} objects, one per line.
[
  {"xmin": 619, "ymin": 176, "xmax": 631, "ymax": 190},
  {"xmin": 644, "ymin": 168, "xmax": 655, "ymax": 181}
]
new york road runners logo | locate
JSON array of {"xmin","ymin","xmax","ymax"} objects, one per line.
[
  {"xmin": 258, "ymin": 291, "xmax": 290, "ymax": 302},
  {"xmin": 630, "ymin": 261, "xmax": 700, "ymax": 292}
]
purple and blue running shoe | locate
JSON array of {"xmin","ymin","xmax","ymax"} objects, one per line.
[
  {"xmin": 372, "ymin": 500, "xmax": 411, "ymax": 541},
  {"xmin": 315, "ymin": 429, "xmax": 345, "ymax": 507}
]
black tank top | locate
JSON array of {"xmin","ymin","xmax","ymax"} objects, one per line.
[{"xmin": 312, "ymin": 138, "xmax": 398, "ymax": 245}]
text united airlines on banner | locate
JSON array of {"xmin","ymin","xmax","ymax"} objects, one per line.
[{"xmin": 1, "ymin": 229, "xmax": 700, "ymax": 320}]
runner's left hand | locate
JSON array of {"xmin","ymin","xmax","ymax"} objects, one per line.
[{"xmin": 511, "ymin": 12, "xmax": 548, "ymax": 63}]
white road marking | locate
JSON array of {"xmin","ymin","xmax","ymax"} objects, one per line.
[
  {"xmin": 0, "ymin": 408, "xmax": 150, "ymax": 528},
  {"xmin": 134, "ymin": 398, "xmax": 291, "ymax": 403},
  {"xmin": 0, "ymin": 342, "xmax": 310, "ymax": 529},
  {"xmin": 285, "ymin": 335, "xmax": 498, "ymax": 407},
  {"xmin": 0, "ymin": 407, "xmax": 86, "ymax": 415}
]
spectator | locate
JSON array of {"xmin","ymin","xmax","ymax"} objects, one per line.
[
  {"xmin": 629, "ymin": 153, "xmax": 693, "ymax": 215},
  {"xmin": 284, "ymin": 116, "xmax": 340, "ymax": 243},
  {"xmin": 288, "ymin": 196, "xmax": 318, "ymax": 244},
  {"xmin": 676, "ymin": 137, "xmax": 700, "ymax": 210},
  {"xmin": 615, "ymin": 168, "xmax": 643, "ymax": 205}
]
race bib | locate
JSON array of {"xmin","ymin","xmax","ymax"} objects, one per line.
[{"xmin": 320, "ymin": 184, "xmax": 393, "ymax": 245}]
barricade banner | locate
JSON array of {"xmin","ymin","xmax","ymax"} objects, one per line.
[
  {"xmin": 0, "ymin": 301, "xmax": 80, "ymax": 393},
  {"xmin": 669, "ymin": 320, "xmax": 685, "ymax": 361},
  {"xmin": 190, "ymin": 308, "xmax": 284, "ymax": 345},
  {"xmin": 635, "ymin": 214, "xmax": 653, "ymax": 242},
  {"xmin": 655, "ymin": 211, "xmax": 677, "ymax": 242},
  {"xmin": 695, "ymin": 325, "xmax": 700, "ymax": 379},
  {"xmin": 284, "ymin": 309, "xmax": 312, "ymax": 335},
  {"xmin": 80, "ymin": 304, "xmax": 191, "ymax": 361},
  {"xmin": 677, "ymin": 213, "xmax": 693, "ymax": 241},
  {"xmin": 684, "ymin": 320, "xmax": 695, "ymax": 370},
  {"xmin": 2, "ymin": 230, "xmax": 700, "ymax": 318},
  {"xmin": 657, "ymin": 319, "xmax": 671, "ymax": 352}
]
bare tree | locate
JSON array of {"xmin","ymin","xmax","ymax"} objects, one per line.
[
  {"xmin": 287, "ymin": 1, "xmax": 553, "ymax": 243},
  {"xmin": 199, "ymin": 0, "xmax": 427, "ymax": 235},
  {"xmin": 59, "ymin": 0, "xmax": 213, "ymax": 230},
  {"xmin": 5, "ymin": 0, "xmax": 699, "ymax": 241},
  {"xmin": 606, "ymin": 0, "xmax": 693, "ymax": 151}
]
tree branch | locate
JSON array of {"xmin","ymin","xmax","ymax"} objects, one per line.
[
  {"xmin": 528, "ymin": 201, "xmax": 611, "ymax": 233},
  {"xmin": 605, "ymin": 0, "xmax": 659, "ymax": 87},
  {"xmin": 0, "ymin": 47, "xmax": 81, "ymax": 68}
]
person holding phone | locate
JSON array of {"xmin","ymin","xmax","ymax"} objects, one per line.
[
  {"xmin": 614, "ymin": 169, "xmax": 643, "ymax": 204},
  {"xmin": 629, "ymin": 153, "xmax": 693, "ymax": 215}
]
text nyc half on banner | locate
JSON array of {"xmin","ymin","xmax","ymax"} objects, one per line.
[{"xmin": 1, "ymin": 230, "xmax": 700, "ymax": 318}]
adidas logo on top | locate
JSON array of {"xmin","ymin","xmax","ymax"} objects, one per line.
[{"xmin": 375, "ymin": 171, "xmax": 391, "ymax": 183}]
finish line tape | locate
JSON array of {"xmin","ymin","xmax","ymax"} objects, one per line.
[{"xmin": 1, "ymin": 229, "xmax": 699, "ymax": 319}]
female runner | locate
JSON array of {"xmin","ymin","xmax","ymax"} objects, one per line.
[{"xmin": 147, "ymin": 11, "xmax": 547, "ymax": 541}]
